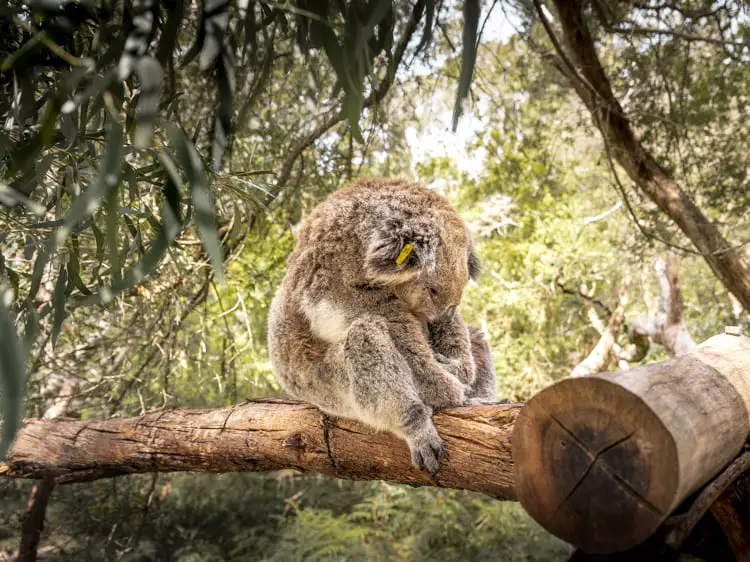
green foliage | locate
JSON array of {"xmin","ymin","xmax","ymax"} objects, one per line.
[
  {"xmin": 0, "ymin": 1, "xmax": 748, "ymax": 560},
  {"xmin": 0, "ymin": 475, "xmax": 569, "ymax": 561}
]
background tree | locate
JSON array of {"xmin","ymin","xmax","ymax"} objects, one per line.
[{"xmin": 0, "ymin": 0, "xmax": 748, "ymax": 560}]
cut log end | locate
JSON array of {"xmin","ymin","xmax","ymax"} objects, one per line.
[
  {"xmin": 514, "ymin": 377, "xmax": 677, "ymax": 553},
  {"xmin": 514, "ymin": 335, "xmax": 750, "ymax": 554}
]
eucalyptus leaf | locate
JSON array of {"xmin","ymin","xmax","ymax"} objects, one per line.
[
  {"xmin": 166, "ymin": 125, "xmax": 225, "ymax": 281},
  {"xmin": 133, "ymin": 57, "xmax": 164, "ymax": 148},
  {"xmin": 28, "ymin": 120, "xmax": 123, "ymax": 302},
  {"xmin": 0, "ymin": 294, "xmax": 26, "ymax": 460},
  {"xmin": 50, "ymin": 263, "xmax": 68, "ymax": 347},
  {"xmin": 452, "ymin": 0, "xmax": 480, "ymax": 131}
]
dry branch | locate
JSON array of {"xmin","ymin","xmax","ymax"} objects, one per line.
[
  {"xmin": 1, "ymin": 399, "xmax": 518, "ymax": 500},
  {"xmin": 571, "ymin": 285, "xmax": 628, "ymax": 377},
  {"xmin": 630, "ymin": 254, "xmax": 696, "ymax": 357}
]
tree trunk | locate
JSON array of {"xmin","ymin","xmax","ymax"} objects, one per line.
[
  {"xmin": 514, "ymin": 333, "xmax": 750, "ymax": 554},
  {"xmin": 545, "ymin": 0, "xmax": 750, "ymax": 312},
  {"xmin": 15, "ymin": 477, "xmax": 56, "ymax": 562},
  {"xmin": 0, "ymin": 399, "xmax": 518, "ymax": 499}
]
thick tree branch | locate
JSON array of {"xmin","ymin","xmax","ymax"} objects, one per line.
[
  {"xmin": 540, "ymin": 0, "xmax": 750, "ymax": 312},
  {"xmin": 0, "ymin": 399, "xmax": 518, "ymax": 500}
]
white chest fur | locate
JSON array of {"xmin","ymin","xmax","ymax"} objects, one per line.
[{"xmin": 304, "ymin": 299, "xmax": 350, "ymax": 344}]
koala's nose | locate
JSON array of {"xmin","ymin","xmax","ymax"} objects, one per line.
[{"xmin": 444, "ymin": 306, "xmax": 457, "ymax": 320}]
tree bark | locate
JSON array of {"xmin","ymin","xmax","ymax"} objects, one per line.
[
  {"xmin": 0, "ymin": 399, "xmax": 518, "ymax": 500},
  {"xmin": 15, "ymin": 477, "xmax": 56, "ymax": 562},
  {"xmin": 544, "ymin": 0, "xmax": 750, "ymax": 312}
]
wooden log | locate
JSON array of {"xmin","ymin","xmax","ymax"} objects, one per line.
[
  {"xmin": 513, "ymin": 333, "xmax": 750, "ymax": 554},
  {"xmin": 0, "ymin": 399, "xmax": 518, "ymax": 500}
]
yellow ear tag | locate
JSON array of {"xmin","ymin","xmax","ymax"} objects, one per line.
[{"xmin": 395, "ymin": 243, "xmax": 413, "ymax": 265}]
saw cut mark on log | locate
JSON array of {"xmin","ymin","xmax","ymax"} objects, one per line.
[
  {"xmin": 0, "ymin": 399, "xmax": 519, "ymax": 500},
  {"xmin": 513, "ymin": 334, "xmax": 750, "ymax": 554}
]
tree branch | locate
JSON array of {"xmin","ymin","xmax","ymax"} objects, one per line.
[
  {"xmin": 1, "ymin": 399, "xmax": 518, "ymax": 500},
  {"xmin": 629, "ymin": 254, "xmax": 696, "ymax": 357},
  {"xmin": 571, "ymin": 284, "xmax": 629, "ymax": 377},
  {"xmin": 540, "ymin": 0, "xmax": 750, "ymax": 312}
]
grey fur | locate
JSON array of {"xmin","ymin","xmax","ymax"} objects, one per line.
[{"xmin": 268, "ymin": 179, "xmax": 497, "ymax": 474}]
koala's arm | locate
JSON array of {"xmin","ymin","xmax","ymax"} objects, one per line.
[
  {"xmin": 428, "ymin": 312, "xmax": 476, "ymax": 386},
  {"xmin": 385, "ymin": 312, "xmax": 467, "ymax": 409}
]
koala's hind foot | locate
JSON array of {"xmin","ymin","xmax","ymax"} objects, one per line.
[
  {"xmin": 342, "ymin": 316, "xmax": 447, "ymax": 475},
  {"xmin": 403, "ymin": 403, "xmax": 446, "ymax": 475}
]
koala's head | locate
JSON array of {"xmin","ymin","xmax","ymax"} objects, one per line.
[{"xmin": 363, "ymin": 212, "xmax": 479, "ymax": 323}]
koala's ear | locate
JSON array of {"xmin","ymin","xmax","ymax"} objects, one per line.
[
  {"xmin": 468, "ymin": 249, "xmax": 481, "ymax": 281},
  {"xmin": 364, "ymin": 221, "xmax": 440, "ymax": 285}
]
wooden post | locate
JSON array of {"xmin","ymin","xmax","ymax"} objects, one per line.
[{"xmin": 513, "ymin": 333, "xmax": 750, "ymax": 554}]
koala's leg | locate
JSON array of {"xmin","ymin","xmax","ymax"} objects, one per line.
[
  {"xmin": 428, "ymin": 312, "xmax": 476, "ymax": 385},
  {"xmin": 464, "ymin": 326, "xmax": 503, "ymax": 405},
  {"xmin": 385, "ymin": 314, "xmax": 467, "ymax": 410},
  {"xmin": 336, "ymin": 316, "xmax": 447, "ymax": 475}
]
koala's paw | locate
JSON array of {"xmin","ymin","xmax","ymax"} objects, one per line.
[
  {"xmin": 434, "ymin": 353, "xmax": 474, "ymax": 385},
  {"xmin": 408, "ymin": 427, "xmax": 446, "ymax": 476}
]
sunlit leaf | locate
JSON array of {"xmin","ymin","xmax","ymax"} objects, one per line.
[{"xmin": 133, "ymin": 57, "xmax": 164, "ymax": 148}]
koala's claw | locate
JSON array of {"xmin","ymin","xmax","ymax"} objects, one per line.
[{"xmin": 409, "ymin": 433, "xmax": 446, "ymax": 476}]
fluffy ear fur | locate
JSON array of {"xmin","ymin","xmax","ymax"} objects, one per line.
[
  {"xmin": 468, "ymin": 247, "xmax": 481, "ymax": 281},
  {"xmin": 364, "ymin": 218, "xmax": 440, "ymax": 285}
]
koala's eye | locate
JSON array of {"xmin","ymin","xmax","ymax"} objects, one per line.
[{"xmin": 429, "ymin": 288, "xmax": 439, "ymax": 296}]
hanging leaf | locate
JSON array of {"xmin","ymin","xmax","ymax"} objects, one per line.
[
  {"xmin": 118, "ymin": 0, "xmax": 156, "ymax": 81},
  {"xmin": 50, "ymin": 262, "xmax": 68, "ymax": 347},
  {"xmin": 68, "ymin": 237, "xmax": 92, "ymax": 295},
  {"xmin": 452, "ymin": 0, "xmax": 480, "ymax": 131},
  {"xmin": 415, "ymin": 0, "xmax": 435, "ymax": 54},
  {"xmin": 165, "ymin": 125, "xmax": 225, "ymax": 281},
  {"xmin": 156, "ymin": 0, "xmax": 186, "ymax": 66},
  {"xmin": 200, "ymin": 0, "xmax": 230, "ymax": 71},
  {"xmin": 75, "ymin": 165, "xmax": 183, "ymax": 307},
  {"xmin": 105, "ymin": 188, "xmax": 122, "ymax": 285},
  {"xmin": 133, "ymin": 57, "xmax": 164, "ymax": 148},
  {"xmin": 166, "ymin": 127, "xmax": 225, "ymax": 281},
  {"xmin": 213, "ymin": 49, "xmax": 235, "ymax": 170},
  {"xmin": 0, "ymin": 292, "xmax": 26, "ymax": 460}
]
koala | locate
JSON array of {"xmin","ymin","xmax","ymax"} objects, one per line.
[{"xmin": 268, "ymin": 178, "xmax": 497, "ymax": 474}]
